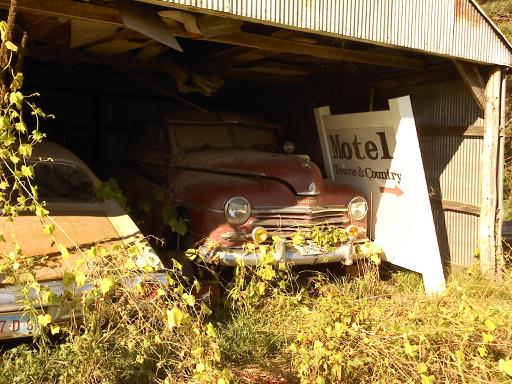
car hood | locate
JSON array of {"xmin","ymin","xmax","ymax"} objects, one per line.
[
  {"xmin": 176, "ymin": 150, "xmax": 324, "ymax": 195},
  {"xmin": 0, "ymin": 204, "xmax": 131, "ymax": 284}
]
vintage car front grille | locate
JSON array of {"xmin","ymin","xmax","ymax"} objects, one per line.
[{"xmin": 251, "ymin": 206, "xmax": 350, "ymax": 238}]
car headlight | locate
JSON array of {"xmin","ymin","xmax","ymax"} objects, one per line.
[
  {"xmin": 224, "ymin": 196, "xmax": 251, "ymax": 225},
  {"xmin": 348, "ymin": 196, "xmax": 368, "ymax": 221}
]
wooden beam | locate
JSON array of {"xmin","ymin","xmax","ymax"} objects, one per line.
[
  {"xmin": 235, "ymin": 63, "xmax": 312, "ymax": 76},
  {"xmin": 430, "ymin": 198, "xmax": 480, "ymax": 216},
  {"xmin": 0, "ymin": 0, "xmax": 124, "ymax": 26},
  {"xmin": 203, "ymin": 32, "xmax": 425, "ymax": 70},
  {"xmin": 479, "ymin": 67, "xmax": 501, "ymax": 277},
  {"xmin": 417, "ymin": 125, "xmax": 485, "ymax": 137},
  {"xmin": 453, "ymin": 60, "xmax": 486, "ymax": 110}
]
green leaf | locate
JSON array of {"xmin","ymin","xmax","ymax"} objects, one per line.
[
  {"xmin": 258, "ymin": 266, "xmax": 276, "ymax": 281},
  {"xmin": 32, "ymin": 130, "xmax": 44, "ymax": 142},
  {"xmin": 421, "ymin": 374, "xmax": 436, "ymax": 384},
  {"xmin": 75, "ymin": 271, "xmax": 86, "ymax": 287},
  {"xmin": 485, "ymin": 318, "xmax": 497, "ymax": 332},
  {"xmin": 35, "ymin": 205, "xmax": 49, "ymax": 218},
  {"xmin": 62, "ymin": 271, "xmax": 75, "ymax": 288},
  {"xmin": 404, "ymin": 342, "xmax": 417, "ymax": 357},
  {"xmin": 15, "ymin": 122, "xmax": 26, "ymax": 133},
  {"xmin": 418, "ymin": 363, "xmax": 428, "ymax": 374},
  {"xmin": 18, "ymin": 144, "xmax": 32, "ymax": 158},
  {"xmin": 9, "ymin": 155, "xmax": 20, "ymax": 164},
  {"xmin": 11, "ymin": 72, "xmax": 23, "ymax": 90},
  {"xmin": 169, "ymin": 218, "xmax": 187, "ymax": 235},
  {"xmin": 43, "ymin": 224, "xmax": 55, "ymax": 235},
  {"xmin": 291, "ymin": 231, "xmax": 305, "ymax": 246},
  {"xmin": 50, "ymin": 324, "xmax": 60, "ymax": 335},
  {"xmin": 0, "ymin": 115, "xmax": 11, "ymax": 130},
  {"xmin": 499, "ymin": 359, "xmax": 512, "ymax": 377},
  {"xmin": 0, "ymin": 21, "xmax": 7, "ymax": 41},
  {"xmin": 185, "ymin": 248, "xmax": 198, "ymax": 261},
  {"xmin": 182, "ymin": 293, "xmax": 195, "ymax": 306},
  {"xmin": 482, "ymin": 332, "xmax": 494, "ymax": 343},
  {"xmin": 5, "ymin": 41, "xmax": 17, "ymax": 52},
  {"xmin": 201, "ymin": 302, "xmax": 212, "ymax": 316},
  {"xmin": 165, "ymin": 307, "xmax": 183, "ymax": 329},
  {"xmin": 454, "ymin": 349, "xmax": 465, "ymax": 364},
  {"xmin": 21, "ymin": 165, "xmax": 34, "ymax": 178},
  {"xmin": 99, "ymin": 278, "xmax": 114, "ymax": 294},
  {"xmin": 37, "ymin": 314, "xmax": 52, "ymax": 327},
  {"xmin": 9, "ymin": 91, "xmax": 23, "ymax": 108},
  {"xmin": 31, "ymin": 107, "xmax": 47, "ymax": 118},
  {"xmin": 58, "ymin": 244, "xmax": 70, "ymax": 260}
]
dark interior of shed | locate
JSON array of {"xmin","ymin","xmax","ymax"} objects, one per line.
[{"xmin": 1, "ymin": 1, "xmax": 457, "ymax": 180}]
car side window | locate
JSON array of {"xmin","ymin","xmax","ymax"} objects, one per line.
[
  {"xmin": 140, "ymin": 124, "xmax": 169, "ymax": 152},
  {"xmin": 132, "ymin": 123, "xmax": 170, "ymax": 185},
  {"xmin": 33, "ymin": 162, "xmax": 97, "ymax": 203}
]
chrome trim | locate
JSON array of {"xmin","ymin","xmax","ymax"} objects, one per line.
[
  {"xmin": 220, "ymin": 231, "xmax": 246, "ymax": 241},
  {"xmin": 207, "ymin": 239, "xmax": 363, "ymax": 267},
  {"xmin": 176, "ymin": 163, "xmax": 266, "ymax": 177},
  {"xmin": 296, "ymin": 191, "xmax": 320, "ymax": 196},
  {"xmin": 252, "ymin": 205, "xmax": 348, "ymax": 214}
]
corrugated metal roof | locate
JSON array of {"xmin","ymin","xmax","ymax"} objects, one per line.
[{"xmin": 138, "ymin": 0, "xmax": 512, "ymax": 67}]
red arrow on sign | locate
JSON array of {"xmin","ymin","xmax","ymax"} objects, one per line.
[{"xmin": 379, "ymin": 184, "xmax": 403, "ymax": 196}]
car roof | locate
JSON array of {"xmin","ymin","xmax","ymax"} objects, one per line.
[{"xmin": 160, "ymin": 110, "xmax": 281, "ymax": 130}]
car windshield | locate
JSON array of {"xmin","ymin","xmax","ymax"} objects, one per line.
[
  {"xmin": 173, "ymin": 123, "xmax": 279, "ymax": 152},
  {"xmin": 232, "ymin": 125, "xmax": 279, "ymax": 152},
  {"xmin": 33, "ymin": 162, "xmax": 97, "ymax": 203},
  {"xmin": 173, "ymin": 123, "xmax": 232, "ymax": 151}
]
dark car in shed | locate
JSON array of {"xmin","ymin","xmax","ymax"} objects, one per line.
[{"xmin": 121, "ymin": 110, "xmax": 370, "ymax": 267}]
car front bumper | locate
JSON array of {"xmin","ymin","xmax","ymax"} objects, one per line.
[
  {"xmin": 0, "ymin": 273, "xmax": 168, "ymax": 340},
  {"xmin": 201, "ymin": 239, "xmax": 368, "ymax": 267}
]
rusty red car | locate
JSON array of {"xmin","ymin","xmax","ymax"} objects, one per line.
[{"xmin": 122, "ymin": 110, "xmax": 370, "ymax": 267}]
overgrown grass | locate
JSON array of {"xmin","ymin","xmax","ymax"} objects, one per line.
[
  {"xmin": 2, "ymin": 260, "xmax": 512, "ymax": 383},
  {"xmin": 216, "ymin": 264, "xmax": 512, "ymax": 383}
]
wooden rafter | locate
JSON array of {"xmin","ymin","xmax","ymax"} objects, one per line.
[
  {"xmin": 453, "ymin": 60, "xmax": 486, "ymax": 110},
  {"xmin": 0, "ymin": 0, "xmax": 124, "ymax": 26},
  {"xmin": 0, "ymin": 0, "xmax": 427, "ymax": 70}
]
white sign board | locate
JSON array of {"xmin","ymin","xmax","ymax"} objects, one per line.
[{"xmin": 315, "ymin": 96, "xmax": 445, "ymax": 294}]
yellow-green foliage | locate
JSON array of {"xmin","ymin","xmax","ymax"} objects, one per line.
[{"xmin": 214, "ymin": 265, "xmax": 512, "ymax": 384}]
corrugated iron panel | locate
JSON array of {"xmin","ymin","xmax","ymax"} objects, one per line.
[
  {"xmin": 420, "ymin": 136, "xmax": 482, "ymax": 207},
  {"xmin": 432, "ymin": 208, "xmax": 479, "ymax": 267},
  {"xmin": 143, "ymin": 0, "xmax": 512, "ymax": 66},
  {"xmin": 409, "ymin": 80, "xmax": 484, "ymax": 128}
]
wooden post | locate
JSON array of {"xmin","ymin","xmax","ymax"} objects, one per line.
[
  {"xmin": 496, "ymin": 71, "xmax": 507, "ymax": 277},
  {"xmin": 480, "ymin": 68, "xmax": 501, "ymax": 277}
]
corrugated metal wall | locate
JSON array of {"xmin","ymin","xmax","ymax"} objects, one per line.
[
  {"xmin": 380, "ymin": 79, "xmax": 483, "ymax": 267},
  {"xmin": 143, "ymin": 0, "xmax": 512, "ymax": 66}
]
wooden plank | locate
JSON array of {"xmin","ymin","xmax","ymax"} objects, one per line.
[
  {"xmin": 0, "ymin": 0, "xmax": 125, "ymax": 26},
  {"xmin": 453, "ymin": 60, "xmax": 486, "ymax": 110},
  {"xmin": 430, "ymin": 198, "xmax": 480, "ymax": 216},
  {"xmin": 479, "ymin": 68, "xmax": 501, "ymax": 277},
  {"xmin": 204, "ymin": 32, "xmax": 426, "ymax": 69},
  {"xmin": 417, "ymin": 125, "xmax": 485, "ymax": 137},
  {"xmin": 497, "ymin": 72, "xmax": 507, "ymax": 275}
]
